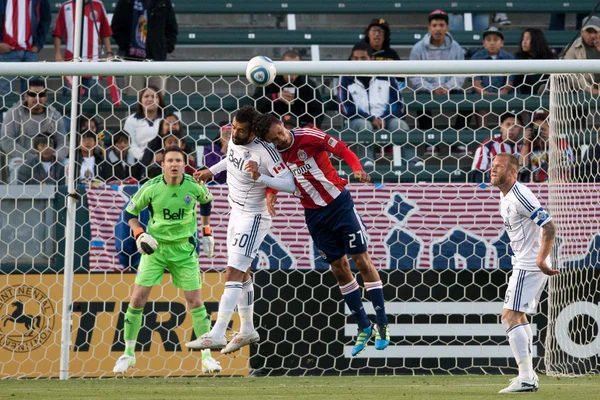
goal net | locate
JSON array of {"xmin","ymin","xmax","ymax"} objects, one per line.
[
  {"xmin": 0, "ymin": 63, "xmax": 598, "ymax": 378},
  {"xmin": 544, "ymin": 74, "xmax": 600, "ymax": 376}
]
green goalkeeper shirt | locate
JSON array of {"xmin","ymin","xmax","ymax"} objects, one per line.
[{"xmin": 125, "ymin": 174, "xmax": 213, "ymax": 243}]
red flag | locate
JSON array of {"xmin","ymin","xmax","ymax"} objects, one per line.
[
  {"xmin": 107, "ymin": 76, "xmax": 121, "ymax": 107},
  {"xmin": 65, "ymin": 76, "xmax": 86, "ymax": 96}
]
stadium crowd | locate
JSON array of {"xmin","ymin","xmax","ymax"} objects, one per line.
[{"xmin": 0, "ymin": 1, "xmax": 598, "ymax": 186}]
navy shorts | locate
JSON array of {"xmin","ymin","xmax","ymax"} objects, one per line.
[{"xmin": 304, "ymin": 189, "xmax": 368, "ymax": 263}]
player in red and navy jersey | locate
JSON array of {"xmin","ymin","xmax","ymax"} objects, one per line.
[{"xmin": 254, "ymin": 112, "xmax": 390, "ymax": 356}]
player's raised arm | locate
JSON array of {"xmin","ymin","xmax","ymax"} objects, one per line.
[{"xmin": 325, "ymin": 135, "xmax": 371, "ymax": 183}]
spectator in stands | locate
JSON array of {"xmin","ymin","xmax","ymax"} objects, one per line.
[
  {"xmin": 0, "ymin": 0, "xmax": 51, "ymax": 95},
  {"xmin": 124, "ymin": 85, "xmax": 165, "ymax": 161},
  {"xmin": 471, "ymin": 27, "xmax": 515, "ymax": 95},
  {"xmin": 409, "ymin": 9, "xmax": 465, "ymax": 97},
  {"xmin": 339, "ymin": 43, "xmax": 409, "ymax": 168},
  {"xmin": 362, "ymin": 18, "xmax": 400, "ymax": 60},
  {"xmin": 578, "ymin": 133, "xmax": 600, "ymax": 182},
  {"xmin": 53, "ymin": 0, "xmax": 114, "ymax": 97},
  {"xmin": 519, "ymin": 110, "xmax": 574, "ymax": 183},
  {"xmin": 469, "ymin": 111, "xmax": 523, "ymax": 183},
  {"xmin": 513, "ymin": 29, "xmax": 556, "ymax": 95},
  {"xmin": 564, "ymin": 16, "xmax": 600, "ymax": 94},
  {"xmin": 17, "ymin": 134, "xmax": 65, "ymax": 185},
  {"xmin": 254, "ymin": 50, "xmax": 323, "ymax": 128},
  {"xmin": 102, "ymin": 132, "xmax": 142, "ymax": 184},
  {"xmin": 73, "ymin": 131, "xmax": 106, "ymax": 184},
  {"xmin": 197, "ymin": 122, "xmax": 230, "ymax": 185},
  {"xmin": 143, "ymin": 130, "xmax": 182, "ymax": 179},
  {"xmin": 140, "ymin": 111, "xmax": 195, "ymax": 169},
  {"xmin": 409, "ymin": 9, "xmax": 466, "ymax": 154},
  {"xmin": 0, "ymin": 79, "xmax": 67, "ymax": 183},
  {"xmin": 78, "ymin": 112, "xmax": 111, "ymax": 151},
  {"xmin": 111, "ymin": 0, "xmax": 178, "ymax": 94}
]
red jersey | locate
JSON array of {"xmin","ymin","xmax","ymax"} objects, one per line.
[
  {"xmin": 3, "ymin": 0, "xmax": 33, "ymax": 51},
  {"xmin": 53, "ymin": 0, "xmax": 112, "ymax": 61},
  {"xmin": 278, "ymin": 127, "xmax": 361, "ymax": 209}
]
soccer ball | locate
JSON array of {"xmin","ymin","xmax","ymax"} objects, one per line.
[{"xmin": 245, "ymin": 56, "xmax": 277, "ymax": 87}]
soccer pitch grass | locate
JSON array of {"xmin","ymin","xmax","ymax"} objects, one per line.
[{"xmin": 1, "ymin": 375, "xmax": 599, "ymax": 399}]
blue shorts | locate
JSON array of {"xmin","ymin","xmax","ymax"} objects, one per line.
[{"xmin": 304, "ymin": 189, "xmax": 368, "ymax": 263}]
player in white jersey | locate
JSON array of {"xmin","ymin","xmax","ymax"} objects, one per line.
[
  {"xmin": 186, "ymin": 106, "xmax": 295, "ymax": 354},
  {"xmin": 491, "ymin": 153, "xmax": 558, "ymax": 393}
]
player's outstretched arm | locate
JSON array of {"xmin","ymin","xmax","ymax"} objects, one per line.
[{"xmin": 537, "ymin": 220, "xmax": 559, "ymax": 276}]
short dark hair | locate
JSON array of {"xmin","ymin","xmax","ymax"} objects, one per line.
[
  {"xmin": 253, "ymin": 113, "xmax": 281, "ymax": 141},
  {"xmin": 112, "ymin": 132, "xmax": 129, "ymax": 146},
  {"xmin": 78, "ymin": 112, "xmax": 100, "ymax": 133},
  {"xmin": 28, "ymin": 78, "xmax": 46, "ymax": 89},
  {"xmin": 81, "ymin": 131, "xmax": 97, "ymax": 141},
  {"xmin": 33, "ymin": 134, "xmax": 55, "ymax": 149},
  {"xmin": 163, "ymin": 146, "xmax": 185, "ymax": 159},
  {"xmin": 233, "ymin": 105, "xmax": 259, "ymax": 131},
  {"xmin": 500, "ymin": 111, "xmax": 522, "ymax": 125},
  {"xmin": 351, "ymin": 42, "xmax": 373, "ymax": 58},
  {"xmin": 282, "ymin": 50, "xmax": 301, "ymax": 60}
]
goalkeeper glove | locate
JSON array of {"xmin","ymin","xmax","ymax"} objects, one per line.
[
  {"xmin": 134, "ymin": 227, "xmax": 158, "ymax": 255},
  {"xmin": 202, "ymin": 225, "xmax": 214, "ymax": 258}
]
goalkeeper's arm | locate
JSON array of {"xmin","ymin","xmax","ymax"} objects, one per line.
[{"xmin": 126, "ymin": 211, "xmax": 158, "ymax": 255}]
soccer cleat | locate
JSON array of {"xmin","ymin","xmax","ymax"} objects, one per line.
[
  {"xmin": 498, "ymin": 376, "xmax": 539, "ymax": 393},
  {"xmin": 201, "ymin": 356, "xmax": 222, "ymax": 374},
  {"xmin": 113, "ymin": 355, "xmax": 135, "ymax": 374},
  {"xmin": 351, "ymin": 324, "xmax": 374, "ymax": 356},
  {"xmin": 221, "ymin": 330, "xmax": 260, "ymax": 354},
  {"xmin": 374, "ymin": 324, "xmax": 390, "ymax": 351},
  {"xmin": 185, "ymin": 333, "xmax": 227, "ymax": 350}
]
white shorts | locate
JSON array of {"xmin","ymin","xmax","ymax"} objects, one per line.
[
  {"xmin": 227, "ymin": 209, "xmax": 272, "ymax": 272},
  {"xmin": 503, "ymin": 269, "xmax": 548, "ymax": 314}
]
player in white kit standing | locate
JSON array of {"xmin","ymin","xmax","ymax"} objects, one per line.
[
  {"xmin": 490, "ymin": 153, "xmax": 558, "ymax": 393},
  {"xmin": 186, "ymin": 105, "xmax": 295, "ymax": 354}
]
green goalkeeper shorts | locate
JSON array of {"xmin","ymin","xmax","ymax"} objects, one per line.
[{"xmin": 135, "ymin": 239, "xmax": 201, "ymax": 291}]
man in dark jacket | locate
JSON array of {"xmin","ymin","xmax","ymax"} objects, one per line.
[
  {"xmin": 0, "ymin": 0, "xmax": 51, "ymax": 95},
  {"xmin": 111, "ymin": 0, "xmax": 178, "ymax": 93},
  {"xmin": 253, "ymin": 50, "xmax": 323, "ymax": 128}
]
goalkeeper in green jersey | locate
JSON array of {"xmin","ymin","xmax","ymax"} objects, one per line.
[{"xmin": 113, "ymin": 146, "xmax": 221, "ymax": 375}]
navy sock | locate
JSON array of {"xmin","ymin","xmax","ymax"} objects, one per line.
[
  {"xmin": 340, "ymin": 279, "xmax": 371, "ymax": 330},
  {"xmin": 365, "ymin": 281, "xmax": 388, "ymax": 326}
]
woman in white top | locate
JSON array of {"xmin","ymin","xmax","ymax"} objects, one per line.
[{"xmin": 123, "ymin": 85, "xmax": 166, "ymax": 160}]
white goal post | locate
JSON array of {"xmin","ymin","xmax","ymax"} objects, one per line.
[{"xmin": 0, "ymin": 59, "xmax": 598, "ymax": 379}]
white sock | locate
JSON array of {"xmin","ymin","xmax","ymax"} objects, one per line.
[
  {"xmin": 211, "ymin": 281, "xmax": 243, "ymax": 339},
  {"xmin": 523, "ymin": 322, "xmax": 533, "ymax": 356},
  {"xmin": 507, "ymin": 324, "xmax": 534, "ymax": 381},
  {"xmin": 238, "ymin": 278, "xmax": 255, "ymax": 334}
]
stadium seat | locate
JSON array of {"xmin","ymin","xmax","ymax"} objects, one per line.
[{"xmin": 64, "ymin": 1, "xmax": 596, "ymax": 14}]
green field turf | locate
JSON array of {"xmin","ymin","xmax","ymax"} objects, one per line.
[{"xmin": 1, "ymin": 375, "xmax": 599, "ymax": 400}]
